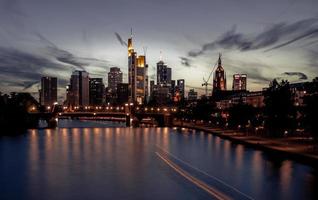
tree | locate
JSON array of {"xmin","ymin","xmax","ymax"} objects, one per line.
[
  {"xmin": 0, "ymin": 92, "xmax": 39, "ymax": 135},
  {"xmin": 303, "ymin": 78, "xmax": 318, "ymax": 143},
  {"xmin": 228, "ymin": 102, "xmax": 256, "ymax": 130},
  {"xmin": 263, "ymin": 79, "xmax": 296, "ymax": 137}
]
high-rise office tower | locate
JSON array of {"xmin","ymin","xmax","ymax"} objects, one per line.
[
  {"xmin": 108, "ymin": 67, "xmax": 123, "ymax": 92},
  {"xmin": 39, "ymin": 77, "xmax": 57, "ymax": 106},
  {"xmin": 89, "ymin": 78, "xmax": 105, "ymax": 105},
  {"xmin": 157, "ymin": 60, "xmax": 171, "ymax": 86},
  {"xmin": 232, "ymin": 74, "xmax": 247, "ymax": 91},
  {"xmin": 127, "ymin": 31, "xmax": 148, "ymax": 104},
  {"xmin": 68, "ymin": 70, "xmax": 89, "ymax": 107},
  {"xmin": 213, "ymin": 54, "xmax": 227, "ymax": 93}
]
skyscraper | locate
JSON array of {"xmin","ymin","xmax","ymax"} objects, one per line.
[
  {"xmin": 127, "ymin": 32, "xmax": 148, "ymax": 104},
  {"xmin": 108, "ymin": 67, "xmax": 123, "ymax": 92},
  {"xmin": 39, "ymin": 77, "xmax": 57, "ymax": 106},
  {"xmin": 89, "ymin": 78, "xmax": 105, "ymax": 105},
  {"xmin": 157, "ymin": 60, "xmax": 171, "ymax": 86},
  {"xmin": 68, "ymin": 70, "xmax": 89, "ymax": 107},
  {"xmin": 213, "ymin": 53, "xmax": 227, "ymax": 93},
  {"xmin": 232, "ymin": 74, "xmax": 247, "ymax": 91}
]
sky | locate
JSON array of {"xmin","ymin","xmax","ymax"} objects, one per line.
[{"xmin": 0, "ymin": 0, "xmax": 318, "ymax": 101}]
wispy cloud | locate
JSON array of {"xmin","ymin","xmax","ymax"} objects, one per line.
[
  {"xmin": 180, "ymin": 57, "xmax": 192, "ymax": 67},
  {"xmin": 114, "ymin": 32, "xmax": 128, "ymax": 47},
  {"xmin": 280, "ymin": 72, "xmax": 308, "ymax": 81},
  {"xmin": 188, "ymin": 18, "xmax": 318, "ymax": 57}
]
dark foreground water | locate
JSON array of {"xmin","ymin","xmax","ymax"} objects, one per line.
[{"xmin": 0, "ymin": 120, "xmax": 317, "ymax": 200}]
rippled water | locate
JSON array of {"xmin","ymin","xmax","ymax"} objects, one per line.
[{"xmin": 0, "ymin": 120, "xmax": 317, "ymax": 200}]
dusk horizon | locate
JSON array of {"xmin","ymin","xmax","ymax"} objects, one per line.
[{"xmin": 1, "ymin": 0, "xmax": 318, "ymax": 101}]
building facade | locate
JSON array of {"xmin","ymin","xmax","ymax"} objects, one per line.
[
  {"xmin": 188, "ymin": 89, "xmax": 198, "ymax": 101},
  {"xmin": 157, "ymin": 60, "xmax": 171, "ymax": 86},
  {"xmin": 232, "ymin": 74, "xmax": 247, "ymax": 91},
  {"xmin": 67, "ymin": 70, "xmax": 89, "ymax": 107},
  {"xmin": 128, "ymin": 34, "xmax": 148, "ymax": 104},
  {"xmin": 213, "ymin": 54, "xmax": 226, "ymax": 93},
  {"xmin": 39, "ymin": 77, "xmax": 57, "ymax": 106},
  {"xmin": 89, "ymin": 78, "xmax": 104, "ymax": 106},
  {"xmin": 108, "ymin": 67, "xmax": 123, "ymax": 92},
  {"xmin": 116, "ymin": 83, "xmax": 129, "ymax": 104}
]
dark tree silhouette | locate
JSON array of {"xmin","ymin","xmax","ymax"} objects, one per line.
[
  {"xmin": 303, "ymin": 78, "xmax": 318, "ymax": 143},
  {"xmin": 0, "ymin": 92, "xmax": 39, "ymax": 135},
  {"xmin": 264, "ymin": 79, "xmax": 296, "ymax": 137},
  {"xmin": 228, "ymin": 102, "xmax": 256, "ymax": 130}
]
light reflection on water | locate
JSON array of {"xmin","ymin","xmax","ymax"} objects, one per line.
[{"xmin": 0, "ymin": 120, "xmax": 317, "ymax": 200}]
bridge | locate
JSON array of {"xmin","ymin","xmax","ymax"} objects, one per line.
[{"xmin": 29, "ymin": 105, "xmax": 178, "ymax": 128}]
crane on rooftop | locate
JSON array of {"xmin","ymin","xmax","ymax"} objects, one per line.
[{"xmin": 202, "ymin": 54, "xmax": 220, "ymax": 96}]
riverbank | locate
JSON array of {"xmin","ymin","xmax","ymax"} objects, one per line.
[{"xmin": 173, "ymin": 121, "xmax": 318, "ymax": 166}]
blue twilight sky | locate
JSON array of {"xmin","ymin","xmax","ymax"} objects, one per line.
[{"xmin": 0, "ymin": 0, "xmax": 318, "ymax": 101}]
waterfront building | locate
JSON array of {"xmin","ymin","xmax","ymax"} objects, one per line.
[
  {"xmin": 128, "ymin": 32, "xmax": 148, "ymax": 104},
  {"xmin": 39, "ymin": 77, "xmax": 57, "ymax": 106},
  {"xmin": 89, "ymin": 78, "xmax": 104, "ymax": 106},
  {"xmin": 67, "ymin": 70, "xmax": 89, "ymax": 107}
]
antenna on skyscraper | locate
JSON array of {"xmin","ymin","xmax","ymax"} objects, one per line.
[
  {"xmin": 159, "ymin": 50, "xmax": 163, "ymax": 61},
  {"xmin": 143, "ymin": 46, "xmax": 148, "ymax": 56},
  {"xmin": 130, "ymin": 28, "xmax": 133, "ymax": 38}
]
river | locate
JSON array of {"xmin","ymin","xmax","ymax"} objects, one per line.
[{"xmin": 0, "ymin": 120, "xmax": 317, "ymax": 200}]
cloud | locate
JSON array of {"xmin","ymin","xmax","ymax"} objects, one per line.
[
  {"xmin": 282, "ymin": 72, "xmax": 308, "ymax": 80},
  {"xmin": 115, "ymin": 32, "xmax": 128, "ymax": 47},
  {"xmin": 180, "ymin": 57, "xmax": 191, "ymax": 67},
  {"xmin": 0, "ymin": 47, "xmax": 69, "ymax": 90},
  {"xmin": 188, "ymin": 18, "xmax": 318, "ymax": 57}
]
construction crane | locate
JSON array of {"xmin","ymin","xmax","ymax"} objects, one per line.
[{"xmin": 202, "ymin": 57, "xmax": 219, "ymax": 96}]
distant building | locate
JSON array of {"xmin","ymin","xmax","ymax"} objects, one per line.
[
  {"xmin": 176, "ymin": 79, "xmax": 185, "ymax": 100},
  {"xmin": 108, "ymin": 67, "xmax": 123, "ymax": 92},
  {"xmin": 39, "ymin": 77, "xmax": 57, "ymax": 106},
  {"xmin": 152, "ymin": 85, "xmax": 170, "ymax": 105},
  {"xmin": 67, "ymin": 70, "xmax": 89, "ymax": 107},
  {"xmin": 89, "ymin": 78, "xmax": 104, "ymax": 106},
  {"xmin": 128, "ymin": 33, "xmax": 148, "ymax": 104},
  {"xmin": 116, "ymin": 83, "xmax": 129, "ymax": 104},
  {"xmin": 157, "ymin": 60, "xmax": 171, "ymax": 86},
  {"xmin": 150, "ymin": 80, "xmax": 155, "ymax": 97},
  {"xmin": 188, "ymin": 89, "xmax": 198, "ymax": 101},
  {"xmin": 213, "ymin": 54, "xmax": 226, "ymax": 94},
  {"xmin": 232, "ymin": 74, "xmax": 247, "ymax": 91}
]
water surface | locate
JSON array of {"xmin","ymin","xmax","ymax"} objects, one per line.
[{"xmin": 0, "ymin": 120, "xmax": 317, "ymax": 200}]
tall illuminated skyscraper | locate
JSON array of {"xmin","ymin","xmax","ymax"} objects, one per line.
[
  {"xmin": 213, "ymin": 53, "xmax": 227, "ymax": 93},
  {"xmin": 127, "ymin": 31, "xmax": 148, "ymax": 104}
]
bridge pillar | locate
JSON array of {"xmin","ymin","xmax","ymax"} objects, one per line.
[
  {"xmin": 47, "ymin": 118, "xmax": 57, "ymax": 128},
  {"xmin": 164, "ymin": 114, "xmax": 173, "ymax": 127}
]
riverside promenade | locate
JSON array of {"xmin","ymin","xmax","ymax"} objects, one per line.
[{"xmin": 173, "ymin": 121, "xmax": 318, "ymax": 166}]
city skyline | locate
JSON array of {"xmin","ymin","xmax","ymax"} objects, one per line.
[{"xmin": 1, "ymin": 0, "xmax": 318, "ymax": 101}]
